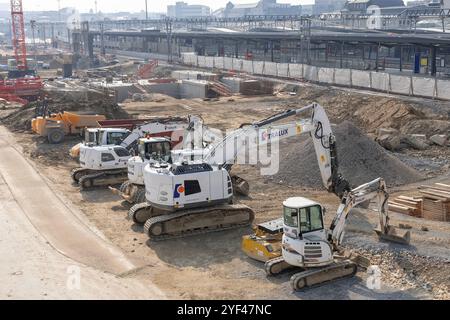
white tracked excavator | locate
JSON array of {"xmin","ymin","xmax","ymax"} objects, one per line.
[
  {"xmin": 71, "ymin": 115, "xmax": 204, "ymax": 190},
  {"xmin": 264, "ymin": 177, "xmax": 410, "ymax": 291},
  {"xmin": 69, "ymin": 127, "xmax": 131, "ymax": 159},
  {"xmin": 129, "ymin": 103, "xmax": 363, "ymax": 241},
  {"xmin": 111, "ymin": 124, "xmax": 224, "ymax": 205},
  {"xmin": 69, "ymin": 119, "xmax": 160, "ymax": 159}
]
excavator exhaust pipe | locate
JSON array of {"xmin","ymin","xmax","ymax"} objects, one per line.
[{"xmin": 374, "ymin": 225, "xmax": 411, "ymax": 245}]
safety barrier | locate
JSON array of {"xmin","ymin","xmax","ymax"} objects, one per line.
[{"xmin": 181, "ymin": 53, "xmax": 445, "ymax": 100}]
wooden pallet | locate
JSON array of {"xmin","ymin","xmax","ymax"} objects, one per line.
[{"xmin": 419, "ymin": 183, "xmax": 450, "ymax": 222}]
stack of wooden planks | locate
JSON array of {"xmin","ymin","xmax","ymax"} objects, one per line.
[
  {"xmin": 388, "ymin": 196, "xmax": 423, "ymax": 218},
  {"xmin": 388, "ymin": 183, "xmax": 450, "ymax": 221},
  {"xmin": 419, "ymin": 183, "xmax": 450, "ymax": 222}
]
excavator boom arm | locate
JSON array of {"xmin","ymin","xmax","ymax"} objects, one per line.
[
  {"xmin": 119, "ymin": 115, "xmax": 204, "ymax": 151},
  {"xmin": 329, "ymin": 177, "xmax": 409, "ymax": 246},
  {"xmin": 203, "ymin": 103, "xmax": 350, "ymax": 197}
]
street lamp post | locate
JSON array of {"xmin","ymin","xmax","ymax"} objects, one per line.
[
  {"xmin": 145, "ymin": 0, "xmax": 148, "ymax": 20},
  {"xmin": 30, "ymin": 20, "xmax": 37, "ymax": 68}
]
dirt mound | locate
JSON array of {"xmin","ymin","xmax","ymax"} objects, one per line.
[
  {"xmin": 271, "ymin": 121, "xmax": 424, "ymax": 188},
  {"xmin": 295, "ymin": 87, "xmax": 450, "ymax": 137},
  {"xmin": 1, "ymin": 90, "xmax": 130, "ymax": 131},
  {"xmin": 1, "ymin": 105, "xmax": 35, "ymax": 131}
]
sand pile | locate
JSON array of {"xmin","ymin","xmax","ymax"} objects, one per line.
[{"xmin": 271, "ymin": 121, "xmax": 424, "ymax": 188}]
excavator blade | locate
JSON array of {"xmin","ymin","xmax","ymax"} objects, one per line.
[
  {"xmin": 109, "ymin": 186, "xmax": 133, "ymax": 201},
  {"xmin": 109, "ymin": 186, "xmax": 120, "ymax": 195},
  {"xmin": 349, "ymin": 253, "xmax": 371, "ymax": 269},
  {"xmin": 374, "ymin": 225, "xmax": 410, "ymax": 245}
]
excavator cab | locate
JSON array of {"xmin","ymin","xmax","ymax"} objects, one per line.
[
  {"xmin": 282, "ymin": 199, "xmax": 327, "ymax": 241},
  {"xmin": 139, "ymin": 138, "xmax": 172, "ymax": 163},
  {"xmin": 241, "ymin": 198, "xmax": 331, "ymax": 264},
  {"xmin": 85, "ymin": 128, "xmax": 99, "ymax": 145},
  {"xmin": 98, "ymin": 129, "xmax": 130, "ymax": 146},
  {"xmin": 281, "ymin": 198, "xmax": 334, "ymax": 268}
]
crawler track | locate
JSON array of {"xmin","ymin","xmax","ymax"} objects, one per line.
[
  {"xmin": 143, "ymin": 204, "xmax": 255, "ymax": 241},
  {"xmin": 290, "ymin": 260, "xmax": 357, "ymax": 291},
  {"xmin": 128, "ymin": 202, "xmax": 158, "ymax": 224},
  {"xmin": 71, "ymin": 168, "xmax": 90, "ymax": 183},
  {"xmin": 79, "ymin": 170, "xmax": 128, "ymax": 190}
]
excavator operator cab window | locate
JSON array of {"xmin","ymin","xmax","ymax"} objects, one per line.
[
  {"xmin": 85, "ymin": 131, "xmax": 97, "ymax": 144},
  {"xmin": 283, "ymin": 207, "xmax": 299, "ymax": 228},
  {"xmin": 141, "ymin": 141, "xmax": 172, "ymax": 163},
  {"xmin": 99, "ymin": 131, "xmax": 106, "ymax": 145},
  {"xmin": 299, "ymin": 205, "xmax": 324, "ymax": 234},
  {"xmin": 114, "ymin": 147, "xmax": 130, "ymax": 158},
  {"xmin": 101, "ymin": 153, "xmax": 115, "ymax": 162},
  {"xmin": 107, "ymin": 132, "xmax": 128, "ymax": 146}
]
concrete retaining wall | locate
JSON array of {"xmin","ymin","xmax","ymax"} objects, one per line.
[
  {"xmin": 144, "ymin": 82, "xmax": 181, "ymax": 99},
  {"xmin": 277, "ymin": 63, "xmax": 289, "ymax": 77},
  {"xmin": 289, "ymin": 63, "xmax": 303, "ymax": 78},
  {"xmin": 371, "ymin": 72, "xmax": 390, "ymax": 92},
  {"xmin": 335, "ymin": 69, "xmax": 351, "ymax": 86},
  {"xmin": 265, "ymin": 62, "xmax": 278, "ymax": 77},
  {"xmin": 352, "ymin": 70, "xmax": 371, "ymax": 88},
  {"xmin": 182, "ymin": 52, "xmax": 450, "ymax": 100},
  {"xmin": 242, "ymin": 60, "xmax": 253, "ymax": 74},
  {"xmin": 412, "ymin": 77, "xmax": 436, "ymax": 98},
  {"xmin": 221, "ymin": 77, "xmax": 242, "ymax": 93},
  {"xmin": 318, "ymin": 67, "xmax": 334, "ymax": 84},
  {"xmin": 390, "ymin": 75, "xmax": 411, "ymax": 95},
  {"xmin": 180, "ymin": 80, "xmax": 208, "ymax": 99}
]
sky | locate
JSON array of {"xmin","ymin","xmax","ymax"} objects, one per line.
[{"xmin": 1, "ymin": 0, "xmax": 315, "ymax": 13}]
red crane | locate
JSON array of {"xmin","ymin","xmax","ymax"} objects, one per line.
[
  {"xmin": 10, "ymin": 0, "xmax": 28, "ymax": 70},
  {"xmin": 0, "ymin": 0, "xmax": 43, "ymax": 104}
]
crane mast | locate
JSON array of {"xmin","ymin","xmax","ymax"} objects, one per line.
[{"xmin": 10, "ymin": 0, "xmax": 28, "ymax": 71}]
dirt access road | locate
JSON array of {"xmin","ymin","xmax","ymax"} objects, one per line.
[{"xmin": 0, "ymin": 126, "xmax": 165, "ymax": 299}]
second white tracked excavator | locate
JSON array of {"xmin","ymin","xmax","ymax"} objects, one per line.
[
  {"xmin": 129, "ymin": 103, "xmax": 355, "ymax": 241},
  {"xmin": 110, "ymin": 124, "xmax": 228, "ymax": 205},
  {"xmin": 71, "ymin": 115, "xmax": 204, "ymax": 190},
  {"xmin": 263, "ymin": 177, "xmax": 410, "ymax": 291}
]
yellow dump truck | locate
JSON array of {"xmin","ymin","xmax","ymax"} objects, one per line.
[{"xmin": 32, "ymin": 112, "xmax": 106, "ymax": 144}]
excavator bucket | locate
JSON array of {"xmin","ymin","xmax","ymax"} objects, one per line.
[
  {"xmin": 70, "ymin": 143, "xmax": 82, "ymax": 159},
  {"xmin": 232, "ymin": 175, "xmax": 250, "ymax": 197},
  {"xmin": 374, "ymin": 225, "xmax": 410, "ymax": 245}
]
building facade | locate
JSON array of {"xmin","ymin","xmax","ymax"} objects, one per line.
[
  {"xmin": 344, "ymin": 0, "xmax": 406, "ymax": 14},
  {"xmin": 167, "ymin": 2, "xmax": 211, "ymax": 18},
  {"xmin": 313, "ymin": 0, "xmax": 347, "ymax": 14},
  {"xmin": 222, "ymin": 0, "xmax": 302, "ymax": 18}
]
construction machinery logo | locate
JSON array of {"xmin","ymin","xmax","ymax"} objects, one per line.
[
  {"xmin": 174, "ymin": 184, "xmax": 185, "ymax": 199},
  {"xmin": 261, "ymin": 129, "xmax": 289, "ymax": 142}
]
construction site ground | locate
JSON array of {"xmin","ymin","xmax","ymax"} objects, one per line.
[{"xmin": 1, "ymin": 82, "xmax": 449, "ymax": 300}]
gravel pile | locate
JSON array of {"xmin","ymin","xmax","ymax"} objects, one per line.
[
  {"xmin": 270, "ymin": 121, "xmax": 424, "ymax": 188},
  {"xmin": 350, "ymin": 247, "xmax": 449, "ymax": 300}
]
